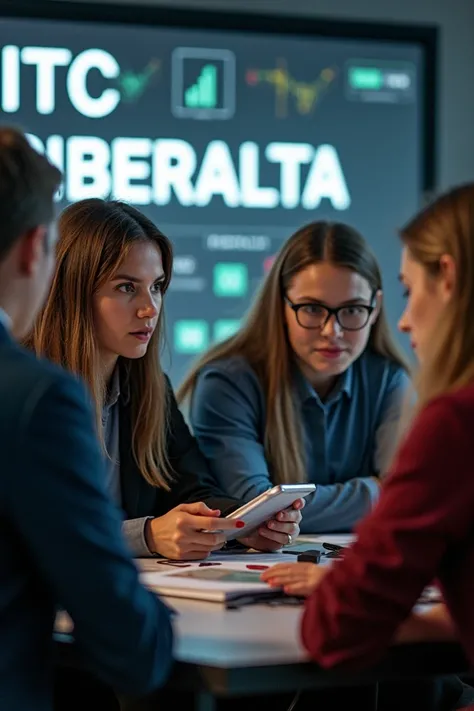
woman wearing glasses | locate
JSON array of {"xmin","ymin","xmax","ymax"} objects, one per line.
[
  {"xmin": 258, "ymin": 183, "xmax": 474, "ymax": 711},
  {"xmin": 178, "ymin": 221, "xmax": 410, "ymax": 533}
]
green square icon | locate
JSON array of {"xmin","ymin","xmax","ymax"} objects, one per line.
[
  {"xmin": 174, "ymin": 320, "xmax": 209, "ymax": 354},
  {"xmin": 213, "ymin": 319, "xmax": 241, "ymax": 343},
  {"xmin": 213, "ymin": 263, "xmax": 248, "ymax": 297}
]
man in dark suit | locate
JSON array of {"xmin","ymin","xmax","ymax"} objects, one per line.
[{"xmin": 0, "ymin": 127, "xmax": 174, "ymax": 711}]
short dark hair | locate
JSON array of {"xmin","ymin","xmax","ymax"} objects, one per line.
[{"xmin": 0, "ymin": 126, "xmax": 62, "ymax": 262}]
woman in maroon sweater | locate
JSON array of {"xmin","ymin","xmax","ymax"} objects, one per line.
[{"xmin": 263, "ymin": 182, "xmax": 474, "ymax": 671}]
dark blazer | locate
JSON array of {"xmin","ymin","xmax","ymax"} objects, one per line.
[
  {"xmin": 0, "ymin": 323, "xmax": 173, "ymax": 711},
  {"xmin": 119, "ymin": 375, "xmax": 240, "ymax": 520}
]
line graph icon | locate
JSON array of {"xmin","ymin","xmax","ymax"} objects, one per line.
[
  {"xmin": 117, "ymin": 59, "xmax": 161, "ymax": 103},
  {"xmin": 245, "ymin": 58, "xmax": 336, "ymax": 118}
]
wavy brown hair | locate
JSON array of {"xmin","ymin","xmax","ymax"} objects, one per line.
[
  {"xmin": 401, "ymin": 183, "xmax": 474, "ymax": 408},
  {"xmin": 26, "ymin": 198, "xmax": 173, "ymax": 489},
  {"xmin": 178, "ymin": 221, "xmax": 409, "ymax": 485}
]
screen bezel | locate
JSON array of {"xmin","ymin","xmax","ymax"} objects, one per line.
[{"xmin": 0, "ymin": 0, "xmax": 438, "ymax": 196}]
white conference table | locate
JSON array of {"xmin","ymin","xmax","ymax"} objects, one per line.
[
  {"xmin": 142, "ymin": 534, "xmax": 353, "ymax": 669},
  {"xmin": 56, "ymin": 535, "xmax": 470, "ymax": 711}
]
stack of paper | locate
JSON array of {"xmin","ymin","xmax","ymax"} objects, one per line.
[{"xmin": 139, "ymin": 560, "xmax": 282, "ymax": 603}]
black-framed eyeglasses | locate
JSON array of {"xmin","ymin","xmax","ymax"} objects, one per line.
[{"xmin": 284, "ymin": 296, "xmax": 376, "ymax": 331}]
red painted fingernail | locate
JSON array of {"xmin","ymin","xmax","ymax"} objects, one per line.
[{"xmin": 236, "ymin": 520, "xmax": 245, "ymax": 528}]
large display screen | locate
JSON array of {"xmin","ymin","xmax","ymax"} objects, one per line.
[{"xmin": 0, "ymin": 9, "xmax": 431, "ymax": 384}]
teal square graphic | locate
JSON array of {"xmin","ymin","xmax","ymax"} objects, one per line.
[
  {"xmin": 213, "ymin": 263, "xmax": 248, "ymax": 297},
  {"xmin": 174, "ymin": 320, "xmax": 209, "ymax": 354},
  {"xmin": 213, "ymin": 319, "xmax": 241, "ymax": 342}
]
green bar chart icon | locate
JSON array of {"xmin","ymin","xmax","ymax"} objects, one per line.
[
  {"xmin": 185, "ymin": 65, "xmax": 217, "ymax": 109},
  {"xmin": 172, "ymin": 48, "xmax": 236, "ymax": 119}
]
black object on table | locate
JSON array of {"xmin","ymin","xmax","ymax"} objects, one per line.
[{"xmin": 296, "ymin": 550, "xmax": 321, "ymax": 564}]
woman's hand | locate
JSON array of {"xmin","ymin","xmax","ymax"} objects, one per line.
[
  {"xmin": 145, "ymin": 502, "xmax": 244, "ymax": 560},
  {"xmin": 238, "ymin": 498, "xmax": 304, "ymax": 552},
  {"xmin": 261, "ymin": 561, "xmax": 329, "ymax": 596}
]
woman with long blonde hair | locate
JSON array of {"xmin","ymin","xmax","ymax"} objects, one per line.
[
  {"xmin": 262, "ymin": 183, "xmax": 474, "ymax": 678},
  {"xmin": 178, "ymin": 221, "xmax": 410, "ymax": 532},
  {"xmin": 27, "ymin": 198, "xmax": 302, "ymax": 560}
]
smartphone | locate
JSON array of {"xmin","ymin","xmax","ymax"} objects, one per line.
[{"xmin": 206, "ymin": 484, "xmax": 316, "ymax": 540}]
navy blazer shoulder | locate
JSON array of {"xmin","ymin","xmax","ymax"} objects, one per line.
[
  {"xmin": 0, "ymin": 325, "xmax": 173, "ymax": 711},
  {"xmin": 118, "ymin": 372, "xmax": 239, "ymax": 519}
]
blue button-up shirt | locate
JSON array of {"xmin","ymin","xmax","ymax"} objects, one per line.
[{"xmin": 190, "ymin": 349, "xmax": 410, "ymax": 533}]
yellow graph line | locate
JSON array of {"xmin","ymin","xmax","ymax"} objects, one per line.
[{"xmin": 256, "ymin": 58, "xmax": 336, "ymax": 118}]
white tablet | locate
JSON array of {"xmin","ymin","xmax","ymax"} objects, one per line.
[{"xmin": 221, "ymin": 483, "xmax": 316, "ymax": 540}]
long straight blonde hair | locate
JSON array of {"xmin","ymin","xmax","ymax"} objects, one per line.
[
  {"xmin": 26, "ymin": 198, "xmax": 174, "ymax": 489},
  {"xmin": 401, "ymin": 183, "xmax": 474, "ymax": 409},
  {"xmin": 178, "ymin": 221, "xmax": 409, "ymax": 485}
]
